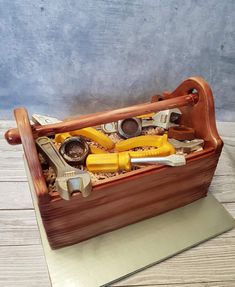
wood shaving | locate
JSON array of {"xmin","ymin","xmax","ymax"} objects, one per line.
[
  {"xmin": 38, "ymin": 127, "xmax": 204, "ymax": 194},
  {"xmin": 107, "ymin": 133, "xmax": 122, "ymax": 143},
  {"xmin": 142, "ymin": 127, "xmax": 165, "ymax": 135}
]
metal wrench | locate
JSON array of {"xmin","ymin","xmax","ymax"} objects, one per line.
[
  {"xmin": 100, "ymin": 108, "xmax": 182, "ymax": 136},
  {"xmin": 141, "ymin": 108, "xmax": 182, "ymax": 129},
  {"xmin": 36, "ymin": 136, "xmax": 92, "ymax": 200}
]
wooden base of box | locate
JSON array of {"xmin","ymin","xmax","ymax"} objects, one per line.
[{"xmin": 38, "ymin": 148, "xmax": 220, "ymax": 249}]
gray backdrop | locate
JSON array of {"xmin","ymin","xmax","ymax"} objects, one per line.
[{"xmin": 0, "ymin": 0, "xmax": 235, "ymax": 121}]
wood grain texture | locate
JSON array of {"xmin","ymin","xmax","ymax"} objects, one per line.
[
  {"xmin": 14, "ymin": 108, "xmax": 50, "ymax": 203},
  {"xmin": 210, "ymin": 175, "xmax": 235, "ymax": 203},
  {"xmin": 41, "ymin": 150, "xmax": 219, "ymax": 248},
  {"xmin": 1, "ymin": 203, "xmax": 234, "ymax": 247},
  {"xmin": 0, "ymin": 182, "xmax": 33, "ymax": 209},
  {"xmin": 4, "ymin": 77, "xmax": 223, "ymax": 249},
  {"xmin": 0, "ymin": 210, "xmax": 40, "ymax": 245},
  {"xmin": 0, "ymin": 245, "xmax": 50, "ymax": 287},
  {"xmin": 0, "ymin": 121, "xmax": 234, "ymax": 286}
]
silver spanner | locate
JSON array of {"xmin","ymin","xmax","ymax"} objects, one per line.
[
  {"xmin": 36, "ymin": 136, "xmax": 92, "ymax": 200},
  {"xmin": 141, "ymin": 108, "xmax": 182, "ymax": 129}
]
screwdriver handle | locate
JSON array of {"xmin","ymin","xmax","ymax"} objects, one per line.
[
  {"xmin": 86, "ymin": 153, "xmax": 131, "ymax": 173},
  {"xmin": 86, "ymin": 153, "xmax": 186, "ymax": 172}
]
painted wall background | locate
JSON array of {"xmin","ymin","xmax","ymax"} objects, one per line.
[{"xmin": 0, "ymin": 0, "xmax": 234, "ymax": 121}]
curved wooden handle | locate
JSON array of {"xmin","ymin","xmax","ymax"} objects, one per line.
[
  {"xmin": 14, "ymin": 108, "xmax": 50, "ymax": 204},
  {"xmin": 169, "ymin": 76, "xmax": 223, "ymax": 152}
]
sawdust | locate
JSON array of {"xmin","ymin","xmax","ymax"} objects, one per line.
[{"xmin": 38, "ymin": 126, "xmax": 204, "ymax": 194}]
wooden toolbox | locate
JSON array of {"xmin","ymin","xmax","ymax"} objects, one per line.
[{"xmin": 5, "ymin": 76, "xmax": 223, "ymax": 249}]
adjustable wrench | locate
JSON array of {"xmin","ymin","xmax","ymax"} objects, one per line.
[
  {"xmin": 100, "ymin": 108, "xmax": 182, "ymax": 137},
  {"xmin": 36, "ymin": 136, "xmax": 92, "ymax": 200},
  {"xmin": 141, "ymin": 108, "xmax": 182, "ymax": 129}
]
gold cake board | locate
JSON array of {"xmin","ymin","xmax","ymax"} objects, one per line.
[{"xmin": 26, "ymin": 163, "xmax": 235, "ymax": 287}]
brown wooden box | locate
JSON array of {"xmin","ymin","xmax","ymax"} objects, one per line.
[{"xmin": 5, "ymin": 77, "xmax": 223, "ymax": 249}]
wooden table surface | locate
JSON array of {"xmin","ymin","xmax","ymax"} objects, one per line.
[{"xmin": 0, "ymin": 120, "xmax": 234, "ymax": 287}]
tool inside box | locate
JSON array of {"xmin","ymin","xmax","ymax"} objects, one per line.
[{"xmin": 37, "ymin": 116, "xmax": 205, "ymax": 199}]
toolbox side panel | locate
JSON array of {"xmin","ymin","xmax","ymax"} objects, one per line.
[{"xmin": 39, "ymin": 152, "xmax": 220, "ymax": 249}]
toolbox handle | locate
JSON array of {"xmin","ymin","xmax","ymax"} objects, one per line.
[
  {"xmin": 5, "ymin": 77, "xmax": 222, "ymax": 153},
  {"xmin": 6, "ymin": 88, "xmax": 198, "ymax": 145},
  {"xmin": 171, "ymin": 76, "xmax": 223, "ymax": 152},
  {"xmin": 14, "ymin": 108, "xmax": 50, "ymax": 204}
]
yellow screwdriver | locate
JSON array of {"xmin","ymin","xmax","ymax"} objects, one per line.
[{"xmin": 86, "ymin": 153, "xmax": 186, "ymax": 173}]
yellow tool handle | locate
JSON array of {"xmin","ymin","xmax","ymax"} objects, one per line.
[
  {"xmin": 86, "ymin": 144, "xmax": 175, "ymax": 173},
  {"xmin": 115, "ymin": 134, "xmax": 167, "ymax": 151},
  {"xmin": 128, "ymin": 143, "xmax": 175, "ymax": 157},
  {"xmin": 55, "ymin": 127, "xmax": 114, "ymax": 150},
  {"xmin": 86, "ymin": 153, "xmax": 131, "ymax": 173},
  {"xmin": 55, "ymin": 132, "xmax": 71, "ymax": 143}
]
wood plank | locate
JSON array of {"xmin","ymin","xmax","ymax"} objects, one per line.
[
  {"xmin": 0, "ymin": 172, "xmax": 27, "ymax": 182},
  {"xmin": 0, "ymin": 210, "xmax": 40, "ymax": 245},
  {"xmin": 0, "ymin": 245, "xmax": 50, "ymax": 287},
  {"xmin": 0, "ymin": 155, "xmax": 25, "ymax": 169},
  {"xmin": 0, "ymin": 139, "xmax": 25, "ymax": 181},
  {"xmin": 217, "ymin": 122, "xmax": 235, "ymax": 139},
  {"xmin": 0, "ymin": 182, "xmax": 33, "ymax": 209},
  {"xmin": 210, "ymin": 175, "xmax": 235, "ymax": 203},
  {"xmin": 0, "ymin": 120, "xmax": 17, "ymax": 129},
  {"xmin": 0, "ymin": 203, "xmax": 234, "ymax": 251},
  {"xmin": 0, "ymin": 139, "xmax": 23, "ymax": 152},
  {"xmin": 215, "ymin": 123, "xmax": 235, "ymax": 177},
  {"xmin": 113, "ymin": 236, "xmax": 235, "ymax": 286},
  {"xmin": 214, "ymin": 145, "xmax": 235, "ymax": 176},
  {"xmin": 0, "ymin": 175, "xmax": 231, "ymax": 212}
]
